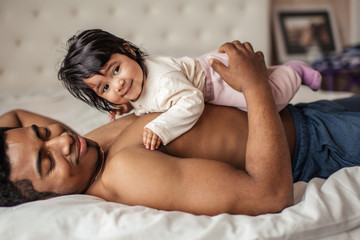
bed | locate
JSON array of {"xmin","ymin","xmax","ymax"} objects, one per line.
[{"xmin": 1, "ymin": 0, "xmax": 359, "ymax": 239}]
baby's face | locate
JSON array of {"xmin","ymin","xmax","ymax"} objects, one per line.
[{"xmin": 83, "ymin": 53, "xmax": 144, "ymax": 105}]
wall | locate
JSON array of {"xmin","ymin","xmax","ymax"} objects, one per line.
[{"xmin": 350, "ymin": 0, "xmax": 360, "ymax": 44}]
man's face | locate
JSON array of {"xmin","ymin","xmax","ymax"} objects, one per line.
[{"xmin": 5, "ymin": 124, "xmax": 102, "ymax": 195}]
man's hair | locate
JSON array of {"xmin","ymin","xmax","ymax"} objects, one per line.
[
  {"xmin": 58, "ymin": 29, "xmax": 148, "ymax": 112},
  {"xmin": 0, "ymin": 127, "xmax": 59, "ymax": 207}
]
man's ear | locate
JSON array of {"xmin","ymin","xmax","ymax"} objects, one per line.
[{"xmin": 123, "ymin": 43, "xmax": 136, "ymax": 57}]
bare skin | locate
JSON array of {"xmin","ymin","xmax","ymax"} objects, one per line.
[
  {"xmin": 1, "ymin": 41, "xmax": 294, "ymax": 216},
  {"xmin": 109, "ymin": 104, "xmax": 296, "ymax": 169}
]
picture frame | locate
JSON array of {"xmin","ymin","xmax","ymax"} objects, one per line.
[{"xmin": 273, "ymin": 5, "xmax": 342, "ymax": 63}]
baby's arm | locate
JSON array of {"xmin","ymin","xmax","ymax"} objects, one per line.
[
  {"xmin": 143, "ymin": 128, "xmax": 162, "ymax": 150},
  {"xmin": 143, "ymin": 73, "xmax": 205, "ymax": 148}
]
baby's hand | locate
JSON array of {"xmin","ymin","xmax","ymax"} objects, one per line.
[
  {"xmin": 108, "ymin": 103, "xmax": 134, "ymax": 121},
  {"xmin": 143, "ymin": 128, "xmax": 162, "ymax": 150}
]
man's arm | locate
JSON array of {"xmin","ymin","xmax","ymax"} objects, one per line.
[
  {"xmin": 0, "ymin": 109, "xmax": 65, "ymax": 128},
  {"xmin": 211, "ymin": 41, "xmax": 293, "ymax": 212}
]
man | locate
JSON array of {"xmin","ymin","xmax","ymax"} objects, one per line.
[{"xmin": 1, "ymin": 41, "xmax": 359, "ymax": 216}]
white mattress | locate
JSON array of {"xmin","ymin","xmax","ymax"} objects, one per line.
[{"xmin": 1, "ymin": 87, "xmax": 360, "ymax": 240}]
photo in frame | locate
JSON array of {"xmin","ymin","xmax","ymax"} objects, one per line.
[{"xmin": 273, "ymin": 6, "xmax": 342, "ymax": 63}]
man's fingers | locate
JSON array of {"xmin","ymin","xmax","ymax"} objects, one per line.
[
  {"xmin": 243, "ymin": 42, "xmax": 254, "ymax": 52},
  {"xmin": 256, "ymin": 51, "xmax": 264, "ymax": 59},
  {"xmin": 218, "ymin": 41, "xmax": 238, "ymax": 54},
  {"xmin": 221, "ymin": 41, "xmax": 254, "ymax": 53},
  {"xmin": 230, "ymin": 40, "xmax": 244, "ymax": 50},
  {"xmin": 209, "ymin": 58, "xmax": 228, "ymax": 79}
]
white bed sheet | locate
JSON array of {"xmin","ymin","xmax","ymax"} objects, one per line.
[{"xmin": 1, "ymin": 87, "xmax": 360, "ymax": 240}]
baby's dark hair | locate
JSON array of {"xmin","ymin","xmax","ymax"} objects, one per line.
[
  {"xmin": 0, "ymin": 127, "xmax": 59, "ymax": 207},
  {"xmin": 58, "ymin": 29, "xmax": 147, "ymax": 112}
]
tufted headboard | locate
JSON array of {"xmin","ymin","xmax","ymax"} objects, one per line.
[{"xmin": 0, "ymin": 0, "xmax": 270, "ymax": 92}]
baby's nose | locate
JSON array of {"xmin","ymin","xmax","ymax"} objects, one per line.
[{"xmin": 114, "ymin": 79, "xmax": 125, "ymax": 91}]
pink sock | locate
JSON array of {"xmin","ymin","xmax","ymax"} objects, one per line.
[{"xmin": 284, "ymin": 61, "xmax": 322, "ymax": 91}]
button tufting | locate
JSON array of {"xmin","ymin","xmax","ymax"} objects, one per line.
[
  {"xmin": 178, "ymin": 4, "xmax": 192, "ymax": 14},
  {"xmin": 53, "ymin": 37, "xmax": 61, "ymax": 46},
  {"xmin": 70, "ymin": 8, "xmax": 79, "ymax": 17},
  {"xmin": 14, "ymin": 39, "xmax": 22, "ymax": 47},
  {"xmin": 108, "ymin": 7, "xmax": 115, "ymax": 16},
  {"xmin": 143, "ymin": 5, "xmax": 158, "ymax": 15},
  {"xmin": 161, "ymin": 31, "xmax": 175, "ymax": 42},
  {"xmin": 32, "ymin": 9, "xmax": 39, "ymax": 18},
  {"xmin": 35, "ymin": 66, "xmax": 43, "ymax": 74},
  {"xmin": 209, "ymin": 2, "xmax": 224, "ymax": 14},
  {"xmin": 194, "ymin": 29, "xmax": 209, "ymax": 41}
]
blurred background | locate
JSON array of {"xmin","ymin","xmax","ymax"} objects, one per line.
[
  {"xmin": 0, "ymin": 0, "xmax": 359, "ymax": 93},
  {"xmin": 271, "ymin": 0, "xmax": 360, "ymax": 92}
]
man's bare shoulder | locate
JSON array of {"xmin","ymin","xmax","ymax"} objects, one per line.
[
  {"xmin": 88, "ymin": 146, "xmax": 182, "ymax": 208},
  {"xmin": 86, "ymin": 146, "xmax": 145, "ymax": 202}
]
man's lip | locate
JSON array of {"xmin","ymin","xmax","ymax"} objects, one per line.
[{"xmin": 77, "ymin": 136, "xmax": 87, "ymax": 164}]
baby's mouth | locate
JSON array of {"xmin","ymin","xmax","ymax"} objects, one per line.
[{"xmin": 120, "ymin": 80, "xmax": 133, "ymax": 97}]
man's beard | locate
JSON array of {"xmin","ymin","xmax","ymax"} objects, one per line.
[{"xmin": 81, "ymin": 139, "xmax": 105, "ymax": 193}]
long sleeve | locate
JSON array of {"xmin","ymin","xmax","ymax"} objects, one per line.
[
  {"xmin": 144, "ymin": 71, "xmax": 205, "ymax": 145},
  {"xmin": 130, "ymin": 56, "xmax": 206, "ymax": 145}
]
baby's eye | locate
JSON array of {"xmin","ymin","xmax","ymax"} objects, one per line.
[
  {"xmin": 113, "ymin": 66, "xmax": 119, "ymax": 75},
  {"xmin": 102, "ymin": 84, "xmax": 109, "ymax": 93}
]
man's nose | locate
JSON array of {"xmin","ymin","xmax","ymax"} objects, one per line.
[{"xmin": 45, "ymin": 132, "xmax": 74, "ymax": 157}]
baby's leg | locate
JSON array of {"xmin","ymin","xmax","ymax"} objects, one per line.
[
  {"xmin": 196, "ymin": 51, "xmax": 248, "ymax": 111},
  {"xmin": 283, "ymin": 61, "xmax": 322, "ymax": 90},
  {"xmin": 207, "ymin": 66, "xmax": 298, "ymax": 112},
  {"xmin": 207, "ymin": 79, "xmax": 248, "ymax": 111},
  {"xmin": 199, "ymin": 52, "xmax": 302, "ymax": 111},
  {"xmin": 267, "ymin": 65, "xmax": 302, "ymax": 111}
]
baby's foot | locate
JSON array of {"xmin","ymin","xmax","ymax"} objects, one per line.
[{"xmin": 284, "ymin": 61, "xmax": 322, "ymax": 90}]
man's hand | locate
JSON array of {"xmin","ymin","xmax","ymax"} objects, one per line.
[
  {"xmin": 109, "ymin": 103, "xmax": 134, "ymax": 121},
  {"xmin": 143, "ymin": 128, "xmax": 162, "ymax": 150},
  {"xmin": 210, "ymin": 41, "xmax": 268, "ymax": 93}
]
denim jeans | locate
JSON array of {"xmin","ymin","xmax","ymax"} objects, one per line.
[{"xmin": 288, "ymin": 96, "xmax": 360, "ymax": 182}]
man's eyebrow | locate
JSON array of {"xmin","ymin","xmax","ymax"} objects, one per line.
[
  {"xmin": 31, "ymin": 125, "xmax": 42, "ymax": 176},
  {"xmin": 31, "ymin": 125, "xmax": 40, "ymax": 139}
]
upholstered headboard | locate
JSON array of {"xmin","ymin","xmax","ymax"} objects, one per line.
[{"xmin": 0, "ymin": 0, "xmax": 270, "ymax": 92}]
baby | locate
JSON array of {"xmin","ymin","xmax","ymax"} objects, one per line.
[{"xmin": 58, "ymin": 29, "xmax": 321, "ymax": 150}]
